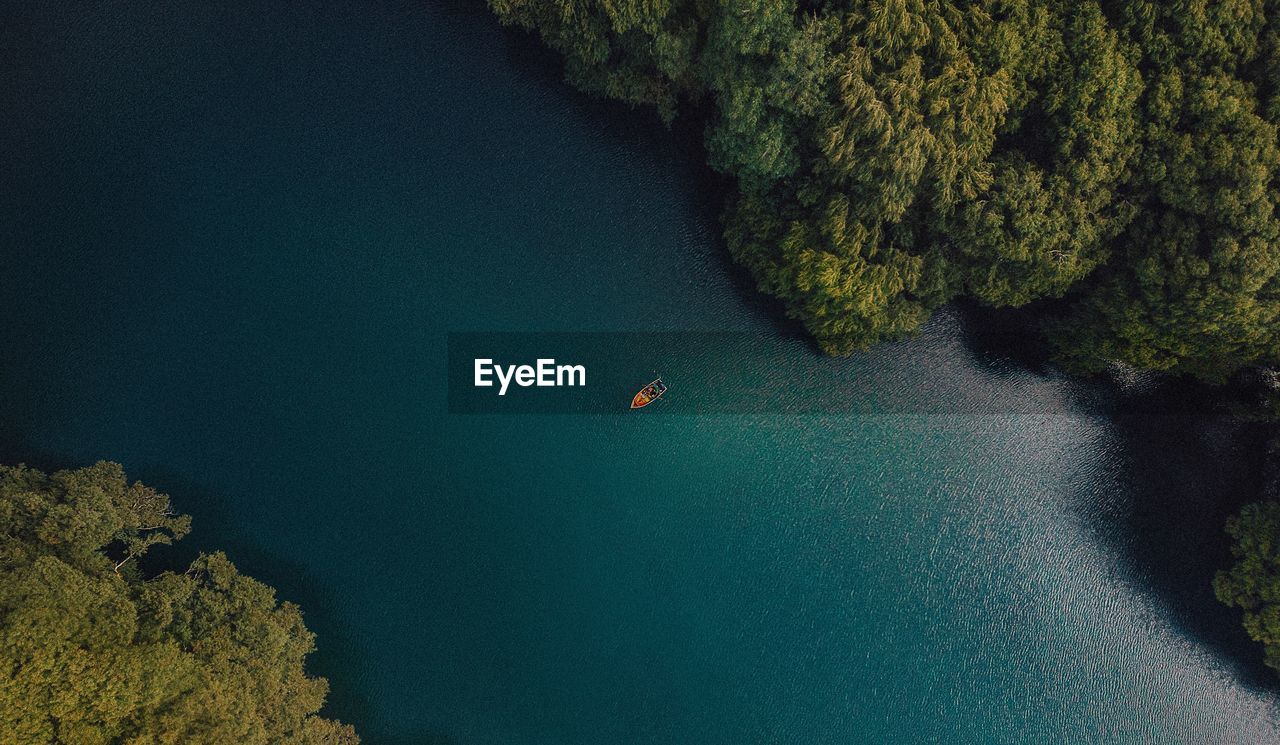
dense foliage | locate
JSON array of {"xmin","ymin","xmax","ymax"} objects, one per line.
[
  {"xmin": 1215, "ymin": 496, "xmax": 1280, "ymax": 672},
  {"xmin": 0, "ymin": 462, "xmax": 358, "ymax": 745},
  {"xmin": 490, "ymin": 0, "xmax": 1280, "ymax": 378}
]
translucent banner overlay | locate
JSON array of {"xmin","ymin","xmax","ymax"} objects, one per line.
[{"xmin": 446, "ymin": 332, "xmax": 1239, "ymax": 416}]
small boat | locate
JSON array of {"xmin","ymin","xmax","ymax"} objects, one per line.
[{"xmin": 630, "ymin": 378, "xmax": 668, "ymax": 409}]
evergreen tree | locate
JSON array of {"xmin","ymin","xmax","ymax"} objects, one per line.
[
  {"xmin": 949, "ymin": 1, "xmax": 1143, "ymax": 307},
  {"xmin": 1047, "ymin": 15, "xmax": 1280, "ymax": 379}
]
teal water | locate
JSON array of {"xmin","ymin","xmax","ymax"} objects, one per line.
[{"xmin": 3, "ymin": 2, "xmax": 1280, "ymax": 743}]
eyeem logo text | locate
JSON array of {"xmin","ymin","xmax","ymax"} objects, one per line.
[{"xmin": 474, "ymin": 358, "xmax": 586, "ymax": 395}]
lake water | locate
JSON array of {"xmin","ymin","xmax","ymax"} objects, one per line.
[{"xmin": 3, "ymin": 2, "xmax": 1280, "ymax": 743}]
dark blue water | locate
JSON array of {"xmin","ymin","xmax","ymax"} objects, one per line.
[{"xmin": 4, "ymin": 2, "xmax": 1280, "ymax": 743}]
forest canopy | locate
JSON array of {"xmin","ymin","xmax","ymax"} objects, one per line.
[
  {"xmin": 0, "ymin": 462, "xmax": 359, "ymax": 745},
  {"xmin": 489, "ymin": 0, "xmax": 1280, "ymax": 380}
]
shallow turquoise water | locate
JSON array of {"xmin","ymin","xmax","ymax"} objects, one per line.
[{"xmin": 3, "ymin": 2, "xmax": 1280, "ymax": 743}]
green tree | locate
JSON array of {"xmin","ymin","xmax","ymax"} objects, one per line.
[
  {"xmin": 0, "ymin": 462, "xmax": 358, "ymax": 745},
  {"xmin": 723, "ymin": 0, "xmax": 1022, "ymax": 352},
  {"xmin": 725, "ymin": 188, "xmax": 942, "ymax": 354},
  {"xmin": 948, "ymin": 1, "xmax": 1143, "ymax": 307},
  {"xmin": 1047, "ymin": 68, "xmax": 1280, "ymax": 380},
  {"xmin": 1215, "ymin": 499, "xmax": 1280, "ymax": 672},
  {"xmin": 488, "ymin": 0, "xmax": 701, "ymax": 121}
]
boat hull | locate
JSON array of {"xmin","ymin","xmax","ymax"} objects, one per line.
[{"xmin": 630, "ymin": 379, "xmax": 667, "ymax": 409}]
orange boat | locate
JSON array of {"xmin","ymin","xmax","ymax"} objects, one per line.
[{"xmin": 630, "ymin": 378, "xmax": 668, "ymax": 409}]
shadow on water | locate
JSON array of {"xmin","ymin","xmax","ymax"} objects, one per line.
[
  {"xmin": 952, "ymin": 300, "xmax": 1056, "ymax": 376},
  {"xmin": 954, "ymin": 305, "xmax": 1280, "ymax": 693},
  {"xmin": 1108, "ymin": 411, "xmax": 1278, "ymax": 691}
]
